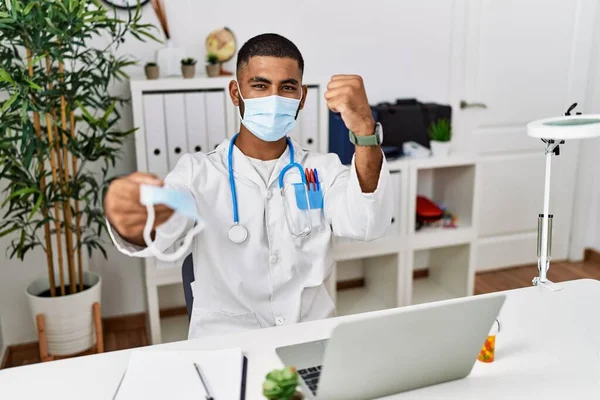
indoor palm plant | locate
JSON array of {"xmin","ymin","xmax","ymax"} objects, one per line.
[
  {"xmin": 428, "ymin": 118, "xmax": 452, "ymax": 157},
  {"xmin": 0, "ymin": 0, "xmax": 157, "ymax": 358}
]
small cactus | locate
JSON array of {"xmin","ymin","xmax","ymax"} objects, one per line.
[{"xmin": 262, "ymin": 366, "xmax": 301, "ymax": 400}]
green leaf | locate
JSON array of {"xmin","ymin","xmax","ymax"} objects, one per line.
[
  {"xmin": 0, "ymin": 68, "xmax": 15, "ymax": 84},
  {"xmin": 1, "ymin": 187, "xmax": 37, "ymax": 207},
  {"xmin": 23, "ymin": 1, "xmax": 36, "ymax": 15},
  {"xmin": 25, "ymin": 79, "xmax": 42, "ymax": 90},
  {"xmin": 28, "ymin": 195, "xmax": 43, "ymax": 221},
  {"xmin": 1, "ymin": 92, "xmax": 19, "ymax": 113},
  {"xmin": 0, "ymin": 225, "xmax": 18, "ymax": 238},
  {"xmin": 4, "ymin": 0, "xmax": 11, "ymax": 12}
]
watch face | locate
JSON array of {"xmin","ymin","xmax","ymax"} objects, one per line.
[{"xmin": 103, "ymin": 0, "xmax": 149, "ymax": 9}]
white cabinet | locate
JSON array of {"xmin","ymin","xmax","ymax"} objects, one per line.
[{"xmin": 131, "ymin": 76, "xmax": 481, "ymax": 342}]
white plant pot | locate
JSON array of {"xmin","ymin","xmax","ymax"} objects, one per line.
[
  {"xmin": 430, "ymin": 140, "xmax": 451, "ymax": 157},
  {"xmin": 26, "ymin": 272, "xmax": 101, "ymax": 356}
]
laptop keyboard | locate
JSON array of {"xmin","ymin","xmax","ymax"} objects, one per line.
[{"xmin": 298, "ymin": 366, "xmax": 323, "ymax": 395}]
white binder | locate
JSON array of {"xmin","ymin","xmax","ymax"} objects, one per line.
[
  {"xmin": 184, "ymin": 92, "xmax": 210, "ymax": 154},
  {"xmin": 298, "ymin": 86, "xmax": 320, "ymax": 152},
  {"xmin": 164, "ymin": 93, "xmax": 188, "ymax": 169},
  {"xmin": 205, "ymin": 91, "xmax": 228, "ymax": 152},
  {"xmin": 142, "ymin": 94, "xmax": 169, "ymax": 178}
]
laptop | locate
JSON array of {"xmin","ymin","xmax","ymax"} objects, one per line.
[{"xmin": 276, "ymin": 294, "xmax": 505, "ymax": 400}]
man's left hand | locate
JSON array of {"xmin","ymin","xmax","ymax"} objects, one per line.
[{"xmin": 325, "ymin": 75, "xmax": 375, "ymax": 136}]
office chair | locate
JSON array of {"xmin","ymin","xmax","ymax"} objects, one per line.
[{"xmin": 182, "ymin": 253, "xmax": 194, "ymax": 321}]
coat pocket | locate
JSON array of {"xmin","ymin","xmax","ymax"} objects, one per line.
[
  {"xmin": 300, "ymin": 283, "xmax": 336, "ymax": 322},
  {"xmin": 189, "ymin": 308, "xmax": 262, "ymax": 339}
]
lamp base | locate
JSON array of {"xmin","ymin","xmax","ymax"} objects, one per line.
[{"xmin": 532, "ymin": 277, "xmax": 563, "ymax": 292}]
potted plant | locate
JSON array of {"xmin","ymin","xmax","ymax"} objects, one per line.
[
  {"xmin": 181, "ymin": 57, "xmax": 197, "ymax": 79},
  {"xmin": 206, "ymin": 52, "xmax": 221, "ymax": 77},
  {"xmin": 263, "ymin": 367, "xmax": 304, "ymax": 400},
  {"xmin": 0, "ymin": 0, "xmax": 158, "ymax": 360},
  {"xmin": 428, "ymin": 118, "xmax": 452, "ymax": 157},
  {"xmin": 145, "ymin": 62, "xmax": 160, "ymax": 80}
]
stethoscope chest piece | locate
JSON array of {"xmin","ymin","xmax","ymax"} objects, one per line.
[{"xmin": 228, "ymin": 224, "xmax": 248, "ymax": 244}]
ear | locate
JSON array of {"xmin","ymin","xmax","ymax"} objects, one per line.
[
  {"xmin": 299, "ymin": 85, "xmax": 308, "ymax": 111},
  {"xmin": 229, "ymin": 80, "xmax": 240, "ymax": 107}
]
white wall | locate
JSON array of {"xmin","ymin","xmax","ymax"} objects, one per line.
[{"xmin": 0, "ymin": 0, "xmax": 455, "ymax": 346}]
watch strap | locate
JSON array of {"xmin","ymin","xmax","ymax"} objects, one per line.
[{"xmin": 349, "ymin": 123, "xmax": 381, "ymax": 146}]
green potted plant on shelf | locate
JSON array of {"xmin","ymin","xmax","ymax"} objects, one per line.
[
  {"xmin": 428, "ymin": 118, "xmax": 452, "ymax": 157},
  {"xmin": 181, "ymin": 57, "xmax": 197, "ymax": 79},
  {"xmin": 263, "ymin": 367, "xmax": 304, "ymax": 400},
  {"xmin": 206, "ymin": 52, "xmax": 221, "ymax": 77},
  {"xmin": 0, "ymin": 0, "xmax": 158, "ymax": 360},
  {"xmin": 145, "ymin": 62, "xmax": 160, "ymax": 80}
]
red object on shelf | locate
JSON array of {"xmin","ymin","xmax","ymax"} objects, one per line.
[{"xmin": 416, "ymin": 195, "xmax": 443, "ymax": 223}]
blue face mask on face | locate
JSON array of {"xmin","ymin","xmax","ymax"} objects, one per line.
[
  {"xmin": 237, "ymin": 81, "xmax": 303, "ymax": 142},
  {"xmin": 140, "ymin": 185, "xmax": 204, "ymax": 262}
]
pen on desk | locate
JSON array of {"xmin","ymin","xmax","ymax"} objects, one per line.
[{"xmin": 194, "ymin": 362, "xmax": 216, "ymax": 400}]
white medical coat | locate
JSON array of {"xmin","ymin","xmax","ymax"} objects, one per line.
[{"xmin": 108, "ymin": 138, "xmax": 394, "ymax": 339}]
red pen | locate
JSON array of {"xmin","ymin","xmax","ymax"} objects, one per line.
[{"xmin": 305, "ymin": 168, "xmax": 312, "ymax": 191}]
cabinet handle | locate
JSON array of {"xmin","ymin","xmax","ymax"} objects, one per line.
[
  {"xmin": 307, "ymin": 138, "xmax": 314, "ymax": 145},
  {"xmin": 153, "ymin": 148, "xmax": 160, "ymax": 155},
  {"xmin": 391, "ymin": 217, "xmax": 395, "ymax": 224},
  {"xmin": 195, "ymin": 145, "xmax": 201, "ymax": 152},
  {"xmin": 460, "ymin": 100, "xmax": 487, "ymax": 110},
  {"xmin": 174, "ymin": 147, "xmax": 181, "ymax": 154}
]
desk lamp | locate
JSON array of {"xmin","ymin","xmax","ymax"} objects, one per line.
[{"xmin": 527, "ymin": 103, "xmax": 600, "ymax": 291}]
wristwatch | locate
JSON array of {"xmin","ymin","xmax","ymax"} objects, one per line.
[{"xmin": 349, "ymin": 122, "xmax": 383, "ymax": 146}]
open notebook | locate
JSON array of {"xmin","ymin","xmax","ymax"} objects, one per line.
[{"xmin": 114, "ymin": 348, "xmax": 247, "ymax": 400}]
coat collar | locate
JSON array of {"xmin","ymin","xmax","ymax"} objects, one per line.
[{"xmin": 216, "ymin": 136, "xmax": 308, "ymax": 190}]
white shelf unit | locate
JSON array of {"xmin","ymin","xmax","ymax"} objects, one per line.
[
  {"xmin": 129, "ymin": 76, "xmax": 479, "ymax": 343},
  {"xmin": 335, "ymin": 155, "xmax": 478, "ymax": 315}
]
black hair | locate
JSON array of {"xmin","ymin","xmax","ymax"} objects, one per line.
[{"xmin": 236, "ymin": 33, "xmax": 304, "ymax": 75}]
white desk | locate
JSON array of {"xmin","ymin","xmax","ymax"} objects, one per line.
[{"xmin": 2, "ymin": 279, "xmax": 600, "ymax": 399}]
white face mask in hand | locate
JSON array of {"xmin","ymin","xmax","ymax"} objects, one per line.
[{"xmin": 139, "ymin": 185, "xmax": 204, "ymax": 262}]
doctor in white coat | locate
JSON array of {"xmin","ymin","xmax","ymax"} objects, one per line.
[{"xmin": 104, "ymin": 33, "xmax": 394, "ymax": 339}]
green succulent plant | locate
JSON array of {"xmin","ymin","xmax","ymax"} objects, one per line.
[
  {"xmin": 429, "ymin": 118, "xmax": 452, "ymax": 142},
  {"xmin": 206, "ymin": 53, "xmax": 219, "ymax": 65},
  {"xmin": 181, "ymin": 57, "xmax": 197, "ymax": 66},
  {"xmin": 262, "ymin": 366, "xmax": 299, "ymax": 400}
]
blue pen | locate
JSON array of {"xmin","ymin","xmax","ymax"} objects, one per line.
[{"xmin": 313, "ymin": 169, "xmax": 320, "ymax": 191}]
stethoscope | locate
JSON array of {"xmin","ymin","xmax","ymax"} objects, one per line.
[{"xmin": 227, "ymin": 133, "xmax": 309, "ymax": 243}]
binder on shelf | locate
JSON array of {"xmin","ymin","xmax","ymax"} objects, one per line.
[
  {"xmin": 205, "ymin": 91, "xmax": 228, "ymax": 152},
  {"xmin": 299, "ymin": 87, "xmax": 320, "ymax": 152},
  {"xmin": 164, "ymin": 93, "xmax": 189, "ymax": 169},
  {"xmin": 142, "ymin": 94, "xmax": 169, "ymax": 178},
  {"xmin": 185, "ymin": 92, "xmax": 210, "ymax": 154}
]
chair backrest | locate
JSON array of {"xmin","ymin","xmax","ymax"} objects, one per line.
[{"xmin": 181, "ymin": 253, "xmax": 194, "ymax": 321}]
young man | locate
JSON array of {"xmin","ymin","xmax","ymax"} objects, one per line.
[{"xmin": 104, "ymin": 33, "xmax": 393, "ymax": 339}]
